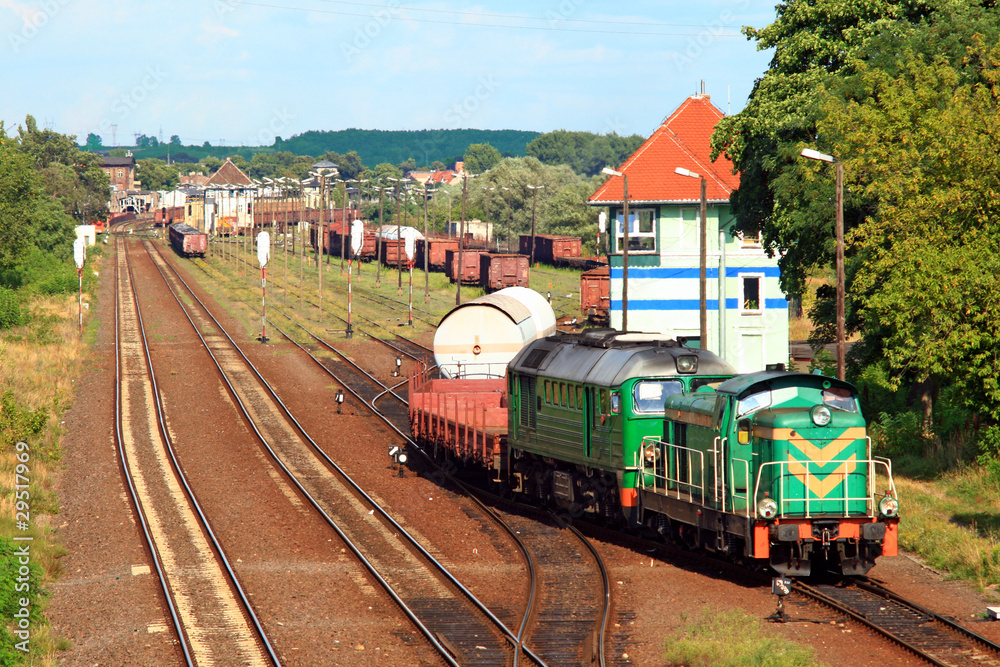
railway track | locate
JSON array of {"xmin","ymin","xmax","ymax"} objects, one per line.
[
  {"xmin": 793, "ymin": 578, "xmax": 1000, "ymax": 666},
  {"xmin": 114, "ymin": 234, "xmax": 278, "ymax": 666},
  {"xmin": 143, "ymin": 237, "xmax": 547, "ymax": 667}
]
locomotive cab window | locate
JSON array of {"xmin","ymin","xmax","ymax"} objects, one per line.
[
  {"xmin": 633, "ymin": 380, "xmax": 683, "ymax": 414},
  {"xmin": 823, "ymin": 386, "xmax": 858, "ymax": 412}
]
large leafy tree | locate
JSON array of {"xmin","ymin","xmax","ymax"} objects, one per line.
[
  {"xmin": 820, "ymin": 34, "xmax": 1000, "ymax": 418},
  {"xmin": 0, "ymin": 146, "xmax": 38, "ymax": 270},
  {"xmin": 709, "ymin": 0, "xmax": 938, "ymax": 298}
]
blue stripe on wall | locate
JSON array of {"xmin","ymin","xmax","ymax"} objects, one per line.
[
  {"xmin": 611, "ymin": 298, "xmax": 788, "ymax": 311},
  {"xmin": 609, "ymin": 266, "xmax": 781, "ymax": 279}
]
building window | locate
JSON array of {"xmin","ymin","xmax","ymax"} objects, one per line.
[
  {"xmin": 740, "ymin": 229, "xmax": 762, "ymax": 248},
  {"xmin": 616, "ymin": 208, "xmax": 656, "ymax": 253},
  {"xmin": 740, "ymin": 274, "xmax": 764, "ymax": 314}
]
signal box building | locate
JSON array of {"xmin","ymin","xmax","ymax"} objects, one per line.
[{"xmin": 588, "ymin": 94, "xmax": 788, "ymax": 373}]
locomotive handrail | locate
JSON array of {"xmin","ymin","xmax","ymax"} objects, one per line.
[
  {"xmin": 751, "ymin": 458, "xmax": 894, "ymax": 519},
  {"xmin": 729, "ymin": 457, "xmax": 752, "ymax": 518},
  {"xmin": 635, "ymin": 436, "xmax": 706, "ymax": 504}
]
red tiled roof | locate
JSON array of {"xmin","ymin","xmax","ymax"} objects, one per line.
[
  {"xmin": 589, "ymin": 95, "xmax": 739, "ymax": 205},
  {"xmin": 205, "ymin": 159, "xmax": 253, "ymax": 186}
]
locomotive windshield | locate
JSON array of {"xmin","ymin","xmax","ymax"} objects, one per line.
[
  {"xmin": 823, "ymin": 386, "xmax": 858, "ymax": 412},
  {"xmin": 633, "ymin": 380, "xmax": 683, "ymax": 414}
]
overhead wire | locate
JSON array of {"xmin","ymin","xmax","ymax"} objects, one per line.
[{"xmin": 225, "ymin": 0, "xmax": 746, "ymax": 37}]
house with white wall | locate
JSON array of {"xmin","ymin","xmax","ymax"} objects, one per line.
[{"xmin": 588, "ymin": 94, "xmax": 788, "ymax": 372}]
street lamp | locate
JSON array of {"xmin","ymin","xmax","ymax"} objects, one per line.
[
  {"xmin": 800, "ymin": 148, "xmax": 845, "ymax": 381},
  {"xmin": 601, "ymin": 167, "xmax": 629, "ymax": 331},
  {"xmin": 675, "ymin": 167, "xmax": 708, "ymax": 350},
  {"xmin": 526, "ymin": 184, "xmax": 545, "ymax": 265}
]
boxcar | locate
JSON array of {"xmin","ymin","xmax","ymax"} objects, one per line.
[
  {"xmin": 416, "ymin": 237, "xmax": 459, "ymax": 272},
  {"xmin": 445, "ymin": 248, "xmax": 482, "ymax": 284},
  {"xmin": 519, "ymin": 234, "xmax": 583, "ymax": 265},
  {"xmin": 580, "ymin": 266, "xmax": 610, "ymax": 323},
  {"xmin": 326, "ymin": 224, "xmax": 377, "ymax": 261},
  {"xmin": 169, "ymin": 223, "xmax": 207, "ymax": 257},
  {"xmin": 479, "ymin": 253, "xmax": 529, "ymax": 291}
]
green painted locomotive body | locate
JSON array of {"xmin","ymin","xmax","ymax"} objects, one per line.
[
  {"xmin": 505, "ymin": 330, "xmax": 735, "ymax": 522},
  {"xmin": 647, "ymin": 371, "xmax": 899, "ymax": 575}
]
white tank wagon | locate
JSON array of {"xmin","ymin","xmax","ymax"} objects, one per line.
[{"xmin": 434, "ymin": 286, "xmax": 556, "ymax": 378}]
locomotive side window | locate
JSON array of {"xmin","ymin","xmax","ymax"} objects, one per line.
[
  {"xmin": 576, "ymin": 387, "xmax": 583, "ymax": 409},
  {"xmin": 823, "ymin": 386, "xmax": 858, "ymax": 412},
  {"xmin": 737, "ymin": 389, "xmax": 771, "ymax": 417},
  {"xmin": 544, "ymin": 381, "xmax": 552, "ymax": 404},
  {"xmin": 633, "ymin": 380, "xmax": 683, "ymax": 414},
  {"xmin": 561, "ymin": 383, "xmax": 568, "ymax": 407}
]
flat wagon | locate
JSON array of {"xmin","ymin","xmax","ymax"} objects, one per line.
[
  {"xmin": 479, "ymin": 253, "xmax": 529, "ymax": 291},
  {"xmin": 169, "ymin": 223, "xmax": 208, "ymax": 257}
]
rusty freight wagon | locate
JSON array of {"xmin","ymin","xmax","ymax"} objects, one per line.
[
  {"xmin": 326, "ymin": 223, "xmax": 378, "ymax": 261},
  {"xmin": 409, "ymin": 371, "xmax": 508, "ymax": 469},
  {"xmin": 445, "ymin": 249, "xmax": 481, "ymax": 284},
  {"xmin": 416, "ymin": 237, "xmax": 459, "ymax": 272},
  {"xmin": 169, "ymin": 223, "xmax": 208, "ymax": 257},
  {"xmin": 518, "ymin": 234, "xmax": 583, "ymax": 265},
  {"xmin": 580, "ymin": 266, "xmax": 610, "ymax": 324},
  {"xmin": 479, "ymin": 253, "xmax": 529, "ymax": 291}
]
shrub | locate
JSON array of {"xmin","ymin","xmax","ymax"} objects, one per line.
[{"xmin": 0, "ymin": 289, "xmax": 21, "ymax": 330}]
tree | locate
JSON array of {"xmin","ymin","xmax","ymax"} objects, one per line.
[
  {"xmin": 526, "ymin": 130, "xmax": 644, "ymax": 176},
  {"xmin": 84, "ymin": 133, "xmax": 102, "ymax": 149},
  {"xmin": 464, "ymin": 143, "xmax": 502, "ymax": 174},
  {"xmin": 708, "ymin": 0, "xmax": 938, "ymax": 299},
  {"xmin": 169, "ymin": 135, "xmax": 182, "ymax": 147},
  {"xmin": 819, "ymin": 33, "xmax": 1000, "ymax": 420},
  {"xmin": 0, "ymin": 146, "xmax": 38, "ymax": 270},
  {"xmin": 137, "ymin": 158, "xmax": 179, "ymax": 191}
]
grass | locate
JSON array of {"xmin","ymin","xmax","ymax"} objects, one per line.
[
  {"xmin": 0, "ymin": 255, "xmax": 101, "ymax": 665},
  {"xmin": 894, "ymin": 469, "xmax": 1000, "ymax": 593},
  {"xmin": 662, "ymin": 608, "xmax": 822, "ymax": 667}
]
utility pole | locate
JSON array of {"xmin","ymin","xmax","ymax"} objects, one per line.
[
  {"xmin": 423, "ymin": 184, "xmax": 430, "ymax": 302},
  {"xmin": 376, "ymin": 185, "xmax": 384, "ymax": 288},
  {"xmin": 456, "ymin": 174, "xmax": 470, "ymax": 305}
]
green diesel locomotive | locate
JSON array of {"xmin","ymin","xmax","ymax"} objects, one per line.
[
  {"xmin": 506, "ymin": 330, "xmax": 735, "ymax": 524},
  {"xmin": 646, "ymin": 370, "xmax": 899, "ymax": 575}
]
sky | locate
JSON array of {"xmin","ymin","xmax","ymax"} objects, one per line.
[{"xmin": 0, "ymin": 0, "xmax": 777, "ymax": 148}]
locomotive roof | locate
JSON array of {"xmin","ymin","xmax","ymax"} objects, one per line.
[
  {"xmin": 715, "ymin": 370, "xmax": 857, "ymax": 398},
  {"xmin": 509, "ymin": 330, "xmax": 735, "ymax": 386}
]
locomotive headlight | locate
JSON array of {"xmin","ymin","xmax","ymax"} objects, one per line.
[
  {"xmin": 643, "ymin": 443, "xmax": 659, "ymax": 464},
  {"xmin": 879, "ymin": 496, "xmax": 899, "ymax": 518},
  {"xmin": 810, "ymin": 405, "xmax": 832, "ymax": 427},
  {"xmin": 675, "ymin": 355, "xmax": 698, "ymax": 374},
  {"xmin": 757, "ymin": 497, "xmax": 779, "ymax": 520}
]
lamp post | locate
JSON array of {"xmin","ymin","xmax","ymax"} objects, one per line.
[
  {"xmin": 422, "ymin": 183, "xmax": 432, "ymax": 302},
  {"xmin": 501, "ymin": 186, "xmax": 513, "ymax": 253},
  {"xmin": 601, "ymin": 167, "xmax": 629, "ymax": 331},
  {"xmin": 675, "ymin": 167, "xmax": 708, "ymax": 350},
  {"xmin": 800, "ymin": 148, "xmax": 845, "ymax": 381},
  {"xmin": 526, "ymin": 184, "xmax": 544, "ymax": 265},
  {"xmin": 456, "ymin": 173, "xmax": 476, "ymax": 305},
  {"xmin": 310, "ymin": 169, "xmax": 335, "ymax": 318},
  {"xmin": 376, "ymin": 183, "xmax": 386, "ymax": 288},
  {"xmin": 481, "ymin": 185, "xmax": 496, "ymax": 250}
]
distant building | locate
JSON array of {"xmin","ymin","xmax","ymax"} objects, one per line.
[
  {"xmin": 184, "ymin": 158, "xmax": 256, "ymax": 233},
  {"xmin": 446, "ymin": 218, "xmax": 492, "ymax": 244},
  {"xmin": 100, "ymin": 154, "xmax": 138, "ymax": 192},
  {"xmin": 588, "ymin": 94, "xmax": 788, "ymax": 373}
]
